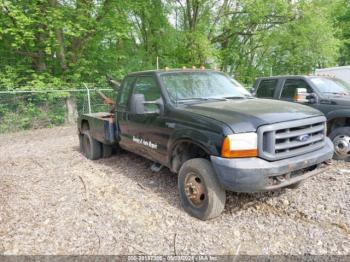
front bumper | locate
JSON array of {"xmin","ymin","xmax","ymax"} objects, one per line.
[{"xmin": 211, "ymin": 138, "xmax": 334, "ymax": 192}]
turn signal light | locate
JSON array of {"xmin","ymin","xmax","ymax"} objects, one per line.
[{"xmin": 221, "ymin": 133, "xmax": 258, "ymax": 158}]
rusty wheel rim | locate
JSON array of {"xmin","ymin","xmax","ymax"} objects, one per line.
[{"xmin": 184, "ymin": 172, "xmax": 206, "ymax": 207}]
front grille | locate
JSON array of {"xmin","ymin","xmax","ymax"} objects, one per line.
[{"xmin": 258, "ymin": 116, "xmax": 327, "ymax": 161}]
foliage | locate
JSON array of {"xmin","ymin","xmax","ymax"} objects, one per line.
[
  {"xmin": 0, "ymin": 92, "xmax": 67, "ymax": 132},
  {"xmin": 0, "ymin": 0, "xmax": 348, "ymax": 131},
  {"xmin": 336, "ymin": 0, "xmax": 350, "ymax": 65},
  {"xmin": 0, "ymin": 0, "xmax": 346, "ymax": 87}
]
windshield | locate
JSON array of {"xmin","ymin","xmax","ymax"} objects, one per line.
[
  {"xmin": 160, "ymin": 71, "xmax": 251, "ymax": 103},
  {"xmin": 310, "ymin": 77, "xmax": 350, "ymax": 95}
]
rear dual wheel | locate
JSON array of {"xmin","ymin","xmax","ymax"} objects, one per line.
[
  {"xmin": 80, "ymin": 130, "xmax": 102, "ymax": 160},
  {"xmin": 79, "ymin": 130, "xmax": 114, "ymax": 160},
  {"xmin": 102, "ymin": 144, "xmax": 113, "ymax": 158}
]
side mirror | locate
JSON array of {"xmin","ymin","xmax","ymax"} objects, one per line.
[
  {"xmin": 294, "ymin": 88, "xmax": 310, "ymax": 103},
  {"xmin": 306, "ymin": 93, "xmax": 318, "ymax": 104},
  {"xmin": 129, "ymin": 94, "xmax": 163, "ymax": 115},
  {"xmin": 130, "ymin": 94, "xmax": 146, "ymax": 114},
  {"xmin": 294, "ymin": 88, "xmax": 318, "ymax": 104}
]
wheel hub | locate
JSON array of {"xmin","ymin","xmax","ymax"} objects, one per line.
[
  {"xmin": 333, "ymin": 135, "xmax": 350, "ymax": 158},
  {"xmin": 184, "ymin": 174, "xmax": 206, "ymax": 206}
]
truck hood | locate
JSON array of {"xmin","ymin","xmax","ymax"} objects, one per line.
[
  {"xmin": 327, "ymin": 96, "xmax": 350, "ymax": 106},
  {"xmin": 183, "ymin": 98, "xmax": 323, "ymax": 133}
]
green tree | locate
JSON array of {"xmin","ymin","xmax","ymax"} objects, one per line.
[
  {"xmin": 0, "ymin": 0, "xmax": 344, "ymax": 87},
  {"xmin": 336, "ymin": 0, "xmax": 350, "ymax": 65}
]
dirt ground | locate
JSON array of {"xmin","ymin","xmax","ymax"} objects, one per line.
[{"xmin": 0, "ymin": 126, "xmax": 349, "ymax": 255}]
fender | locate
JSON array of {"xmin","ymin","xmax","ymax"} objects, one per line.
[
  {"xmin": 77, "ymin": 115, "xmax": 88, "ymax": 131},
  {"xmin": 326, "ymin": 109, "xmax": 350, "ymax": 122},
  {"xmin": 78, "ymin": 114, "xmax": 116, "ymax": 145},
  {"xmin": 166, "ymin": 128, "xmax": 223, "ymax": 164}
]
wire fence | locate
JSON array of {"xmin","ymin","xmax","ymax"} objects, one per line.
[
  {"xmin": 0, "ymin": 83, "xmax": 255, "ymax": 134},
  {"xmin": 0, "ymin": 86, "xmax": 116, "ymax": 133}
]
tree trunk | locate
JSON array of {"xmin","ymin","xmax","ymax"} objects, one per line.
[
  {"xmin": 65, "ymin": 96, "xmax": 78, "ymax": 124},
  {"xmin": 33, "ymin": 50, "xmax": 47, "ymax": 72},
  {"xmin": 56, "ymin": 29, "xmax": 67, "ymax": 70}
]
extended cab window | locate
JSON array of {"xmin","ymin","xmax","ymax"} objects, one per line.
[
  {"xmin": 133, "ymin": 76, "xmax": 161, "ymax": 111},
  {"xmin": 256, "ymin": 79, "xmax": 277, "ymax": 98},
  {"xmin": 281, "ymin": 79, "xmax": 312, "ymax": 101},
  {"xmin": 119, "ymin": 76, "xmax": 135, "ymax": 108}
]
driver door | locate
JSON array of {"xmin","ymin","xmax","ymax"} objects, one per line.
[
  {"xmin": 279, "ymin": 79, "xmax": 326, "ymax": 114},
  {"xmin": 280, "ymin": 79, "xmax": 314, "ymax": 103},
  {"xmin": 126, "ymin": 75, "xmax": 169, "ymax": 163}
]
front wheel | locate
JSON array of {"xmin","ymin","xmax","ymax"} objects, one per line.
[
  {"xmin": 178, "ymin": 158, "xmax": 226, "ymax": 220},
  {"xmin": 329, "ymin": 127, "xmax": 350, "ymax": 162}
]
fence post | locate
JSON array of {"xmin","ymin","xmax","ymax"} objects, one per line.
[
  {"xmin": 83, "ymin": 83, "xmax": 91, "ymax": 114},
  {"xmin": 65, "ymin": 95, "xmax": 78, "ymax": 124}
]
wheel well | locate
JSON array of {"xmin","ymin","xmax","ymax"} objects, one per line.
[
  {"xmin": 170, "ymin": 141, "xmax": 210, "ymax": 173},
  {"xmin": 81, "ymin": 120, "xmax": 90, "ymax": 132},
  {"xmin": 328, "ymin": 117, "xmax": 350, "ymax": 134}
]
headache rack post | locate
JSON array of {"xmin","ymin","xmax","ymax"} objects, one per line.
[{"xmin": 83, "ymin": 83, "xmax": 91, "ymax": 114}]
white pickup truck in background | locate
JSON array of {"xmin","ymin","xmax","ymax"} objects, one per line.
[{"xmin": 316, "ymin": 65, "xmax": 350, "ymax": 84}]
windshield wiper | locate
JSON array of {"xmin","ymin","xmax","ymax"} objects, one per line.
[
  {"xmin": 224, "ymin": 96, "xmax": 246, "ymax": 99},
  {"xmin": 177, "ymin": 97, "xmax": 227, "ymax": 103},
  {"xmin": 322, "ymin": 92, "xmax": 350, "ymax": 95}
]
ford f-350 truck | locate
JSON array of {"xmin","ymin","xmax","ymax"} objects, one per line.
[{"xmin": 78, "ymin": 69, "xmax": 334, "ymax": 220}]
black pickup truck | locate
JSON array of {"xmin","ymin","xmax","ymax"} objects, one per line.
[
  {"xmin": 78, "ymin": 69, "xmax": 333, "ymax": 220},
  {"xmin": 253, "ymin": 75, "xmax": 350, "ymax": 161}
]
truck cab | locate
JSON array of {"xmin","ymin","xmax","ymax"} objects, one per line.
[
  {"xmin": 254, "ymin": 75, "xmax": 350, "ymax": 161},
  {"xmin": 78, "ymin": 70, "xmax": 334, "ymax": 220}
]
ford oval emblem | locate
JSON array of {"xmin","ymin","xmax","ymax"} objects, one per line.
[{"xmin": 297, "ymin": 134, "xmax": 310, "ymax": 142}]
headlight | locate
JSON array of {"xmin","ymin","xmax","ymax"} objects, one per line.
[{"xmin": 221, "ymin": 132, "xmax": 258, "ymax": 158}]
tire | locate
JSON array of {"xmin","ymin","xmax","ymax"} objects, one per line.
[
  {"xmin": 102, "ymin": 144, "xmax": 113, "ymax": 158},
  {"xmin": 329, "ymin": 127, "xmax": 350, "ymax": 162},
  {"xmin": 82, "ymin": 130, "xmax": 102, "ymax": 160},
  {"xmin": 178, "ymin": 158, "xmax": 226, "ymax": 220},
  {"xmin": 285, "ymin": 181, "xmax": 303, "ymax": 189},
  {"xmin": 79, "ymin": 133, "xmax": 84, "ymax": 153}
]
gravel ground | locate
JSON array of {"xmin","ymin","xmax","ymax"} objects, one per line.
[{"xmin": 0, "ymin": 126, "xmax": 349, "ymax": 255}]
